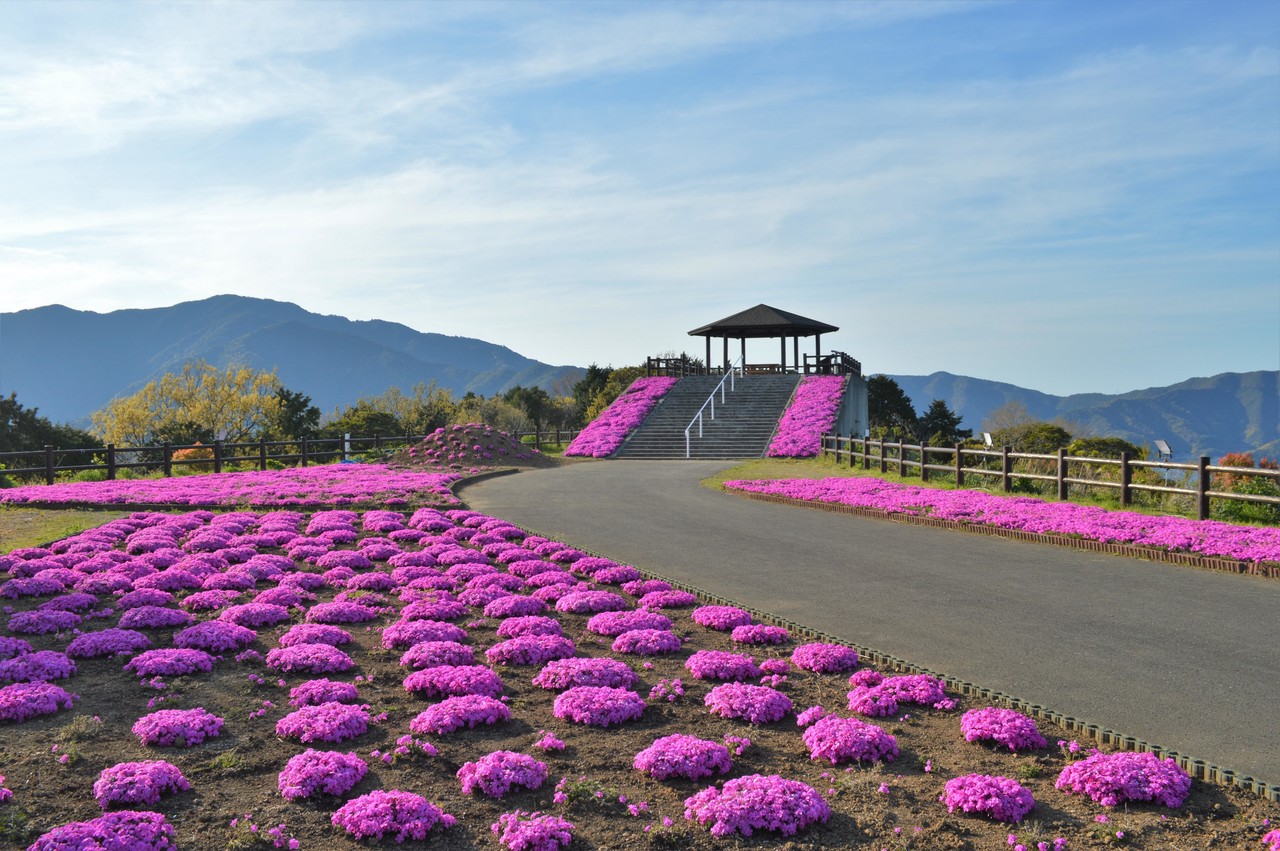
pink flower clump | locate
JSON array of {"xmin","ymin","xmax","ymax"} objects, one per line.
[
  {"xmin": 704, "ymin": 683, "xmax": 793, "ymax": 725},
  {"xmin": 410, "ymin": 694, "xmax": 511, "ymax": 735},
  {"xmin": 802, "ymin": 715, "xmax": 899, "ymax": 764},
  {"xmin": 93, "ymin": 760, "xmax": 190, "ymax": 809},
  {"xmin": 940, "ymin": 774, "xmax": 1036, "ymax": 823},
  {"xmin": 0, "ymin": 682, "xmax": 77, "ymax": 722},
  {"xmin": 123, "ymin": 648, "xmax": 215, "ymax": 679},
  {"xmin": 132, "ymin": 707, "xmax": 223, "ymax": 747},
  {"xmin": 1054, "ymin": 751, "xmax": 1192, "ymax": 807},
  {"xmin": 532, "ymin": 657, "xmax": 637, "ymax": 691},
  {"xmin": 553, "ymin": 686, "xmax": 645, "ymax": 727},
  {"xmin": 486, "ymin": 635, "xmax": 577, "ymax": 666},
  {"xmin": 684, "ymin": 773, "xmax": 831, "ymax": 838},
  {"xmin": 0, "ymin": 650, "xmax": 76, "ymax": 683},
  {"xmin": 458, "ymin": 750, "xmax": 548, "ymax": 798},
  {"xmin": 961, "ymin": 707, "xmax": 1048, "ymax": 752},
  {"xmin": 730, "ymin": 624, "xmax": 790, "ymax": 645},
  {"xmin": 767, "ymin": 376, "xmax": 847, "ymax": 457},
  {"xmin": 275, "ymin": 701, "xmax": 370, "ymax": 743},
  {"xmin": 612, "ymin": 628, "xmax": 682, "ymax": 656},
  {"xmin": 331, "ymin": 789, "xmax": 456, "ymax": 842},
  {"xmin": 278, "ymin": 749, "xmax": 368, "ymax": 800},
  {"xmin": 400, "ymin": 640, "xmax": 475, "ymax": 670},
  {"xmin": 404, "ymin": 664, "xmax": 505, "ymax": 699},
  {"xmin": 691, "ymin": 605, "xmax": 753, "ymax": 631},
  {"xmin": 791, "ymin": 642, "xmax": 859, "ymax": 673},
  {"xmin": 289, "ymin": 678, "xmax": 360, "ymax": 707},
  {"xmin": 634, "ymin": 734, "xmax": 732, "ymax": 780},
  {"xmin": 27, "ymin": 811, "xmax": 175, "ymax": 851},
  {"xmin": 492, "ymin": 810, "xmax": 574, "ymax": 851},
  {"xmin": 585, "ymin": 610, "xmax": 672, "ymax": 637},
  {"xmin": 266, "ymin": 643, "xmax": 354, "ymax": 674},
  {"xmin": 65, "ymin": 629, "xmax": 152, "ymax": 659},
  {"xmin": 563, "ymin": 377, "xmax": 678, "ymax": 457},
  {"xmin": 685, "ymin": 650, "xmax": 760, "ymax": 682}
]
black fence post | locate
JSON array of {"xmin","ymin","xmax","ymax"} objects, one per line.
[
  {"xmin": 44, "ymin": 445, "xmax": 55, "ymax": 484},
  {"xmin": 162, "ymin": 443, "xmax": 172, "ymax": 477},
  {"xmin": 1001, "ymin": 446, "xmax": 1012, "ymax": 492},
  {"xmin": 848, "ymin": 435, "xmax": 855, "ymax": 468},
  {"xmin": 878, "ymin": 439, "xmax": 886, "ymax": 474},
  {"xmin": 920, "ymin": 445, "xmax": 929, "ymax": 482},
  {"xmin": 373, "ymin": 434, "xmax": 381, "ymax": 451},
  {"xmin": 213, "ymin": 440, "xmax": 223, "ymax": 474},
  {"xmin": 259, "ymin": 438, "xmax": 268, "ymax": 471},
  {"xmin": 1057, "ymin": 448, "xmax": 1068, "ymax": 501},
  {"xmin": 301, "ymin": 438, "xmax": 309, "ymax": 467},
  {"xmin": 106, "ymin": 444, "xmax": 117, "ymax": 480},
  {"xmin": 1197, "ymin": 456, "xmax": 1210, "ymax": 521},
  {"xmin": 862, "ymin": 437, "xmax": 870, "ymax": 470},
  {"xmin": 955, "ymin": 442, "xmax": 965, "ymax": 487},
  {"xmin": 1120, "ymin": 451, "xmax": 1132, "ymax": 506}
]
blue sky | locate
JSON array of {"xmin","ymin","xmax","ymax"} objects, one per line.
[{"xmin": 1, "ymin": 0, "xmax": 1276, "ymax": 396}]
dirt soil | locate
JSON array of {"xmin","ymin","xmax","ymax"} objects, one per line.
[{"xmin": 0, "ymin": 508, "xmax": 1275, "ymax": 851}]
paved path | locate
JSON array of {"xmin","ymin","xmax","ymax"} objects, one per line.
[{"xmin": 460, "ymin": 460, "xmax": 1280, "ymax": 787}]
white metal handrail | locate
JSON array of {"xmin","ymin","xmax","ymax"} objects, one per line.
[{"xmin": 684, "ymin": 355, "xmax": 744, "ymax": 458}]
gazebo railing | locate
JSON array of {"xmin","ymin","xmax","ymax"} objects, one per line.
[
  {"xmin": 802, "ymin": 350, "xmax": 860, "ymax": 376},
  {"xmin": 685, "ymin": 356, "xmax": 744, "ymax": 458}
]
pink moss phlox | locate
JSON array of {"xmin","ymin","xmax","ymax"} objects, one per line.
[
  {"xmin": 218, "ymin": 602, "xmax": 291, "ymax": 628},
  {"xmin": 266, "ymin": 643, "xmax": 354, "ymax": 674},
  {"xmin": 305, "ymin": 601, "xmax": 385, "ymax": 624},
  {"xmin": 961, "ymin": 707, "xmax": 1048, "ymax": 752},
  {"xmin": 486, "ymin": 635, "xmax": 577, "ymax": 666},
  {"xmin": 410, "ymin": 694, "xmax": 511, "ymax": 735},
  {"xmin": 484, "ymin": 595, "xmax": 548, "ymax": 619},
  {"xmin": 0, "ymin": 681, "xmax": 78, "ymax": 722},
  {"xmin": 0, "ymin": 650, "xmax": 76, "ymax": 683},
  {"xmin": 704, "ymin": 683, "xmax": 793, "ymax": 725},
  {"xmin": 403, "ymin": 665, "xmax": 505, "ymax": 699},
  {"xmin": 7, "ymin": 609, "xmax": 82, "ymax": 635},
  {"xmin": 124, "ymin": 648, "xmax": 215, "ymax": 678},
  {"xmin": 27, "ymin": 810, "xmax": 175, "ymax": 851},
  {"xmin": 331, "ymin": 789, "xmax": 456, "ymax": 842},
  {"xmin": 634, "ymin": 734, "xmax": 732, "ymax": 780},
  {"xmin": 767, "ymin": 376, "xmax": 848, "ymax": 458},
  {"xmin": 690, "ymin": 605, "xmax": 753, "ymax": 631},
  {"xmin": 553, "ymin": 686, "xmax": 645, "ymax": 727},
  {"xmin": 275, "ymin": 701, "xmax": 370, "ymax": 743},
  {"xmin": 1054, "ymin": 751, "xmax": 1192, "ymax": 808},
  {"xmin": 491, "ymin": 810, "xmax": 575, "ymax": 851},
  {"xmin": 683, "ymin": 773, "xmax": 831, "ymax": 838},
  {"xmin": 93, "ymin": 760, "xmax": 190, "ymax": 809},
  {"xmin": 289, "ymin": 677, "xmax": 360, "ymax": 707},
  {"xmin": 611, "ymin": 628, "xmax": 682, "ymax": 656},
  {"xmin": 563, "ymin": 377, "xmax": 678, "ymax": 457},
  {"xmin": 400, "ymin": 598, "xmax": 468, "ymax": 621},
  {"xmin": 940, "ymin": 774, "xmax": 1036, "ymax": 823},
  {"xmin": 279, "ymin": 623, "xmax": 351, "ymax": 648},
  {"xmin": 637, "ymin": 589, "xmax": 699, "ymax": 610},
  {"xmin": 400, "ymin": 640, "xmax": 475, "ymax": 670},
  {"xmin": 0, "ymin": 637, "xmax": 33, "ymax": 660},
  {"xmin": 171, "ymin": 620, "xmax": 257, "ymax": 653},
  {"xmin": 278, "ymin": 749, "xmax": 368, "ymax": 800},
  {"xmin": 791, "ymin": 642, "xmax": 859, "ymax": 673},
  {"xmin": 685, "ymin": 650, "xmax": 760, "ymax": 682},
  {"xmin": 132, "ymin": 707, "xmax": 223, "ymax": 747},
  {"xmin": 382, "ymin": 619, "xmax": 467, "ymax": 649},
  {"xmin": 796, "ymin": 705, "xmax": 829, "ymax": 727},
  {"xmin": 554, "ymin": 590, "xmax": 628, "ymax": 614},
  {"xmin": 532, "ymin": 657, "xmax": 637, "ymax": 691},
  {"xmin": 730, "ymin": 624, "xmax": 790, "ymax": 645},
  {"xmin": 802, "ymin": 714, "xmax": 899, "ymax": 764},
  {"xmin": 178, "ymin": 589, "xmax": 241, "ymax": 612},
  {"xmin": 585, "ymin": 610, "xmax": 671, "ymax": 637},
  {"xmin": 496, "ymin": 615, "xmax": 564, "ymax": 639},
  {"xmin": 458, "ymin": 750, "xmax": 548, "ymax": 798}
]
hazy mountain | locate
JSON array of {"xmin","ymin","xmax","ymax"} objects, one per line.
[
  {"xmin": 0, "ymin": 295, "xmax": 582, "ymax": 425},
  {"xmin": 886, "ymin": 371, "xmax": 1279, "ymax": 461}
]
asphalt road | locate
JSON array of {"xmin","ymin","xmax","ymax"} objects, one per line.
[{"xmin": 459, "ymin": 460, "xmax": 1280, "ymax": 787}]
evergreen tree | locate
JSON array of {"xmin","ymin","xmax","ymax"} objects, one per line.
[
  {"xmin": 866, "ymin": 375, "xmax": 918, "ymax": 440},
  {"xmin": 918, "ymin": 399, "xmax": 972, "ymax": 447}
]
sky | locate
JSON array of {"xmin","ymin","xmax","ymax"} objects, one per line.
[{"xmin": 0, "ymin": 0, "xmax": 1277, "ymax": 397}]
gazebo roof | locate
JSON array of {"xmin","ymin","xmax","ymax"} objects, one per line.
[{"xmin": 687, "ymin": 304, "xmax": 839, "ymax": 339}]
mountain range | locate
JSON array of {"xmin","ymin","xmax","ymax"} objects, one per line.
[{"xmin": 1, "ymin": 295, "xmax": 1274, "ymax": 460}]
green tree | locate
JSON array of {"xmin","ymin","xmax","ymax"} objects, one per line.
[
  {"xmin": 917, "ymin": 399, "xmax": 972, "ymax": 447},
  {"xmin": 585, "ymin": 366, "xmax": 646, "ymax": 422},
  {"xmin": 91, "ymin": 362, "xmax": 283, "ymax": 446},
  {"xmin": 572, "ymin": 364, "xmax": 613, "ymax": 424},
  {"xmin": 866, "ymin": 375, "xmax": 918, "ymax": 440},
  {"xmin": 504, "ymin": 386, "xmax": 552, "ymax": 433},
  {"xmin": 0, "ymin": 392, "xmax": 98, "ymax": 452},
  {"xmin": 1067, "ymin": 436, "xmax": 1146, "ymax": 460},
  {"xmin": 267, "ymin": 387, "xmax": 321, "ymax": 441},
  {"xmin": 321, "ymin": 407, "xmax": 403, "ymax": 439}
]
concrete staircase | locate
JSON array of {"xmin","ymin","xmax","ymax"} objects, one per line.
[{"xmin": 613, "ymin": 375, "xmax": 800, "ymax": 460}]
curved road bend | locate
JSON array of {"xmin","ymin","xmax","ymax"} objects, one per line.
[{"xmin": 459, "ymin": 460, "xmax": 1280, "ymax": 787}]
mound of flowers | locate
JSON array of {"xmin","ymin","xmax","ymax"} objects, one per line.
[
  {"xmin": 684, "ymin": 773, "xmax": 831, "ymax": 838},
  {"xmin": 393, "ymin": 423, "xmax": 543, "ymax": 471},
  {"xmin": 685, "ymin": 650, "xmax": 760, "ymax": 682},
  {"xmin": 492, "ymin": 811, "xmax": 574, "ymax": 851},
  {"xmin": 960, "ymin": 707, "xmax": 1048, "ymax": 752},
  {"xmin": 275, "ymin": 701, "xmax": 370, "ymax": 743},
  {"xmin": 634, "ymin": 734, "xmax": 732, "ymax": 780},
  {"xmin": 553, "ymin": 686, "xmax": 645, "ymax": 727},
  {"xmin": 792, "ymin": 642, "xmax": 859, "ymax": 673},
  {"xmin": 331, "ymin": 789, "xmax": 457, "ymax": 842},
  {"xmin": 132, "ymin": 707, "xmax": 223, "ymax": 747},
  {"xmin": 93, "ymin": 760, "xmax": 190, "ymax": 809},
  {"xmin": 802, "ymin": 714, "xmax": 899, "ymax": 764},
  {"xmin": 404, "ymin": 665, "xmax": 505, "ymax": 699},
  {"xmin": 1054, "ymin": 751, "xmax": 1192, "ymax": 807},
  {"xmin": 0, "ymin": 682, "xmax": 77, "ymax": 722},
  {"xmin": 767, "ymin": 375, "xmax": 847, "ymax": 458},
  {"xmin": 940, "ymin": 774, "xmax": 1036, "ymax": 823},
  {"xmin": 28, "ymin": 811, "xmax": 176, "ymax": 851},
  {"xmin": 458, "ymin": 750, "xmax": 549, "ymax": 798},
  {"xmin": 410, "ymin": 694, "xmax": 511, "ymax": 735},
  {"xmin": 278, "ymin": 749, "xmax": 369, "ymax": 801},
  {"xmin": 724, "ymin": 476, "xmax": 1280, "ymax": 564},
  {"xmin": 532, "ymin": 657, "xmax": 637, "ymax": 691},
  {"xmin": 704, "ymin": 683, "xmax": 793, "ymax": 724},
  {"xmin": 564, "ymin": 377, "xmax": 678, "ymax": 457}
]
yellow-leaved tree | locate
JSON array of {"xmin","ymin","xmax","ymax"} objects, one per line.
[{"xmin": 91, "ymin": 362, "xmax": 283, "ymax": 446}]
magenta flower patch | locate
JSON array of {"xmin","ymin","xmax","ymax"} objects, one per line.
[
  {"xmin": 496, "ymin": 615, "xmax": 564, "ymax": 639},
  {"xmin": 458, "ymin": 750, "xmax": 548, "ymax": 798},
  {"xmin": 382, "ymin": 618, "xmax": 467, "ymax": 649},
  {"xmin": 404, "ymin": 665, "xmax": 504, "ymax": 699},
  {"xmin": 802, "ymin": 714, "xmax": 899, "ymax": 764},
  {"xmin": 961, "ymin": 707, "xmax": 1048, "ymax": 752},
  {"xmin": 486, "ymin": 635, "xmax": 577, "ymax": 666},
  {"xmin": 278, "ymin": 749, "xmax": 368, "ymax": 800},
  {"xmin": 0, "ymin": 650, "xmax": 76, "ymax": 683},
  {"xmin": 118, "ymin": 605, "xmax": 192, "ymax": 630},
  {"xmin": 634, "ymin": 734, "xmax": 732, "ymax": 780},
  {"xmin": 0, "ymin": 681, "xmax": 78, "ymax": 722},
  {"xmin": 400, "ymin": 640, "xmax": 475, "ymax": 670},
  {"xmin": 554, "ymin": 590, "xmax": 628, "ymax": 614},
  {"xmin": 289, "ymin": 678, "xmax": 360, "ymax": 707},
  {"xmin": 791, "ymin": 642, "xmax": 859, "ymax": 673},
  {"xmin": 684, "ymin": 773, "xmax": 831, "ymax": 838},
  {"xmin": 410, "ymin": 695, "xmax": 511, "ymax": 735},
  {"xmin": 685, "ymin": 650, "xmax": 760, "ymax": 682},
  {"xmin": 275, "ymin": 701, "xmax": 370, "ymax": 743},
  {"xmin": 279, "ymin": 623, "xmax": 351, "ymax": 648},
  {"xmin": 766, "ymin": 375, "xmax": 847, "ymax": 458},
  {"xmin": 1054, "ymin": 751, "xmax": 1192, "ymax": 807},
  {"xmin": 132, "ymin": 707, "xmax": 223, "ymax": 747},
  {"xmin": 691, "ymin": 605, "xmax": 753, "ymax": 631},
  {"xmin": 553, "ymin": 686, "xmax": 645, "ymax": 727},
  {"xmin": 171, "ymin": 620, "xmax": 257, "ymax": 653},
  {"xmin": 940, "ymin": 774, "xmax": 1036, "ymax": 823},
  {"xmin": 704, "ymin": 683, "xmax": 793, "ymax": 725},
  {"xmin": 564, "ymin": 377, "xmax": 678, "ymax": 457},
  {"xmin": 7, "ymin": 609, "xmax": 81, "ymax": 635},
  {"xmin": 532, "ymin": 657, "xmax": 637, "ymax": 691},
  {"xmin": 491, "ymin": 810, "xmax": 574, "ymax": 851},
  {"xmin": 124, "ymin": 648, "xmax": 215, "ymax": 679},
  {"xmin": 27, "ymin": 811, "xmax": 175, "ymax": 851},
  {"xmin": 585, "ymin": 610, "xmax": 672, "ymax": 637},
  {"xmin": 331, "ymin": 789, "xmax": 457, "ymax": 842},
  {"xmin": 730, "ymin": 624, "xmax": 790, "ymax": 645},
  {"xmin": 93, "ymin": 760, "xmax": 190, "ymax": 809}
]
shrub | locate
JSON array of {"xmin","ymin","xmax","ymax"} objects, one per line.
[
  {"xmin": 458, "ymin": 751, "xmax": 548, "ymax": 798},
  {"xmin": 683, "ymin": 774, "xmax": 830, "ymax": 838},
  {"xmin": 331, "ymin": 790, "xmax": 456, "ymax": 842},
  {"xmin": 634, "ymin": 734, "xmax": 732, "ymax": 780},
  {"xmin": 278, "ymin": 749, "xmax": 368, "ymax": 800},
  {"xmin": 1054, "ymin": 751, "xmax": 1192, "ymax": 807},
  {"xmin": 940, "ymin": 774, "xmax": 1035, "ymax": 823}
]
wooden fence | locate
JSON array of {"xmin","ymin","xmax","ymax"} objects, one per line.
[
  {"xmin": 820, "ymin": 435, "xmax": 1280, "ymax": 522},
  {"xmin": 0, "ymin": 429, "xmax": 581, "ymax": 485}
]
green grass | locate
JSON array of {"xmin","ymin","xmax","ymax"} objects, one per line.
[{"xmin": 0, "ymin": 506, "xmax": 135, "ymax": 553}]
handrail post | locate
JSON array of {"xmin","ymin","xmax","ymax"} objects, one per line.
[
  {"xmin": 1120, "ymin": 451, "xmax": 1132, "ymax": 506},
  {"xmin": 106, "ymin": 443, "xmax": 117, "ymax": 480},
  {"xmin": 1057, "ymin": 448, "xmax": 1068, "ymax": 501},
  {"xmin": 44, "ymin": 445, "xmax": 55, "ymax": 485},
  {"xmin": 1197, "ymin": 456, "xmax": 1210, "ymax": 520},
  {"xmin": 955, "ymin": 442, "xmax": 964, "ymax": 487},
  {"xmin": 685, "ymin": 428, "xmax": 690, "ymax": 459}
]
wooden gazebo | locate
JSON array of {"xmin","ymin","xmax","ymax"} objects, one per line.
[{"xmin": 687, "ymin": 304, "xmax": 846, "ymax": 374}]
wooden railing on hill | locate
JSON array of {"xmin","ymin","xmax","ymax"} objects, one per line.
[
  {"xmin": 647, "ymin": 350, "xmax": 860, "ymax": 377},
  {"xmin": 0, "ymin": 429, "xmax": 581, "ymax": 485},
  {"xmin": 820, "ymin": 435, "xmax": 1280, "ymax": 522}
]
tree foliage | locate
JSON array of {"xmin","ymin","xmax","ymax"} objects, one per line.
[
  {"xmin": 1067, "ymin": 436, "xmax": 1146, "ymax": 460},
  {"xmin": 0, "ymin": 392, "xmax": 98, "ymax": 452},
  {"xmin": 918, "ymin": 399, "xmax": 972, "ymax": 447},
  {"xmin": 504, "ymin": 385, "xmax": 552, "ymax": 432},
  {"xmin": 90, "ymin": 362, "xmax": 283, "ymax": 446},
  {"xmin": 268, "ymin": 388, "xmax": 321, "ymax": 441},
  {"xmin": 1212, "ymin": 453, "xmax": 1280, "ymax": 524},
  {"xmin": 866, "ymin": 375, "xmax": 918, "ymax": 440}
]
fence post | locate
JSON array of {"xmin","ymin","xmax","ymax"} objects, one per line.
[
  {"xmin": 162, "ymin": 443, "xmax": 172, "ymax": 477},
  {"xmin": 106, "ymin": 444, "xmax": 117, "ymax": 480},
  {"xmin": 301, "ymin": 438, "xmax": 309, "ymax": 467},
  {"xmin": 213, "ymin": 440, "xmax": 223, "ymax": 474},
  {"xmin": 44, "ymin": 445, "xmax": 55, "ymax": 484},
  {"xmin": 920, "ymin": 445, "xmax": 929, "ymax": 482},
  {"xmin": 1057, "ymin": 448, "xmax": 1068, "ymax": 501},
  {"xmin": 1197, "ymin": 456, "xmax": 1210, "ymax": 521},
  {"xmin": 955, "ymin": 442, "xmax": 965, "ymax": 487},
  {"xmin": 897, "ymin": 442, "xmax": 906, "ymax": 476},
  {"xmin": 1001, "ymin": 446, "xmax": 1012, "ymax": 492},
  {"xmin": 374, "ymin": 434, "xmax": 381, "ymax": 451},
  {"xmin": 879, "ymin": 439, "xmax": 886, "ymax": 474},
  {"xmin": 862, "ymin": 437, "xmax": 870, "ymax": 470},
  {"xmin": 849, "ymin": 435, "xmax": 855, "ymax": 468},
  {"xmin": 1120, "ymin": 451, "xmax": 1132, "ymax": 506},
  {"xmin": 259, "ymin": 438, "xmax": 268, "ymax": 471}
]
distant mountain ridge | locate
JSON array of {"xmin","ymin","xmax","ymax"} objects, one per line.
[
  {"xmin": 1, "ymin": 295, "xmax": 1274, "ymax": 460},
  {"xmin": 1, "ymin": 295, "xmax": 582, "ymax": 425},
  {"xmin": 886, "ymin": 371, "xmax": 1279, "ymax": 462}
]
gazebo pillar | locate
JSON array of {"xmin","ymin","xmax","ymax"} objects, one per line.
[
  {"xmin": 779, "ymin": 337, "xmax": 786, "ymax": 372},
  {"xmin": 740, "ymin": 337, "xmax": 745, "ymax": 367},
  {"xmin": 793, "ymin": 337, "xmax": 799, "ymax": 373},
  {"xmin": 722, "ymin": 336, "xmax": 729, "ymax": 372},
  {"xmin": 705, "ymin": 337, "xmax": 711, "ymax": 374}
]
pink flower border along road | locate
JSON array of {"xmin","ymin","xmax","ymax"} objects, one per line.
[
  {"xmin": 724, "ymin": 476, "xmax": 1280, "ymax": 570},
  {"xmin": 563, "ymin": 377, "xmax": 678, "ymax": 458}
]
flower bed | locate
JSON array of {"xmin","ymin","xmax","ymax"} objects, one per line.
[
  {"xmin": 0, "ymin": 681, "xmax": 77, "ymax": 722},
  {"xmin": 27, "ymin": 811, "xmax": 175, "ymax": 851},
  {"xmin": 563, "ymin": 378, "xmax": 679, "ymax": 458},
  {"xmin": 612, "ymin": 628, "xmax": 682, "ymax": 656},
  {"xmin": 132, "ymin": 707, "xmax": 223, "ymax": 747},
  {"xmin": 0, "ymin": 650, "xmax": 76, "ymax": 683},
  {"xmin": 690, "ymin": 605, "xmax": 753, "ymax": 631},
  {"xmin": 704, "ymin": 683, "xmax": 792, "ymax": 725},
  {"xmin": 532, "ymin": 657, "xmax": 637, "ymax": 691},
  {"xmin": 124, "ymin": 648, "xmax": 215, "ymax": 679},
  {"xmin": 486, "ymin": 635, "xmax": 577, "ymax": 666},
  {"xmin": 400, "ymin": 640, "xmax": 475, "ymax": 670},
  {"xmin": 410, "ymin": 695, "xmax": 511, "ymax": 735},
  {"xmin": 275, "ymin": 702, "xmax": 371, "ymax": 743},
  {"xmin": 767, "ymin": 375, "xmax": 847, "ymax": 458},
  {"xmin": 684, "ymin": 773, "xmax": 831, "ymax": 838},
  {"xmin": 791, "ymin": 642, "xmax": 859, "ymax": 673},
  {"xmin": 553, "ymin": 686, "xmax": 645, "ymax": 727},
  {"xmin": 802, "ymin": 714, "xmax": 899, "ymax": 764},
  {"xmin": 585, "ymin": 610, "xmax": 672, "ymax": 637},
  {"xmin": 685, "ymin": 650, "xmax": 760, "ymax": 682},
  {"xmin": 266, "ymin": 643, "xmax": 355, "ymax": 674},
  {"xmin": 960, "ymin": 707, "xmax": 1048, "ymax": 752},
  {"xmin": 492, "ymin": 811, "xmax": 574, "ymax": 851},
  {"xmin": 403, "ymin": 664, "xmax": 505, "ymax": 699},
  {"xmin": 1055, "ymin": 751, "xmax": 1192, "ymax": 807}
]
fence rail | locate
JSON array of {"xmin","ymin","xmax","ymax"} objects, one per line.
[
  {"xmin": 820, "ymin": 435, "xmax": 1280, "ymax": 522},
  {"xmin": 0, "ymin": 429, "xmax": 581, "ymax": 485}
]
